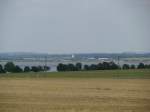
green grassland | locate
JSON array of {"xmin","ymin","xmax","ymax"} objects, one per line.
[{"xmin": 0, "ymin": 69, "xmax": 150, "ymax": 79}]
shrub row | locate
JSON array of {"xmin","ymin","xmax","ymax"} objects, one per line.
[
  {"xmin": 57, "ymin": 62, "xmax": 150, "ymax": 72},
  {"xmin": 0, "ymin": 62, "xmax": 50, "ymax": 73}
]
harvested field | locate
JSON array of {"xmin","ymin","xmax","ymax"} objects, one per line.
[{"xmin": 0, "ymin": 70, "xmax": 150, "ymax": 112}]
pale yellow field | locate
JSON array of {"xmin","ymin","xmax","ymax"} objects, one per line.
[{"xmin": 0, "ymin": 78, "xmax": 150, "ymax": 112}]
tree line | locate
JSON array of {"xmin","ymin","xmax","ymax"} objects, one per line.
[
  {"xmin": 57, "ymin": 62, "xmax": 150, "ymax": 72},
  {"xmin": 0, "ymin": 62, "xmax": 50, "ymax": 73},
  {"xmin": 0, "ymin": 62, "xmax": 150, "ymax": 73}
]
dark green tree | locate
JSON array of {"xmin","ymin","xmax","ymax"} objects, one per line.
[
  {"xmin": 84, "ymin": 65, "xmax": 89, "ymax": 70},
  {"xmin": 24, "ymin": 66, "xmax": 31, "ymax": 72},
  {"xmin": 57, "ymin": 63, "xmax": 65, "ymax": 71},
  {"xmin": 67, "ymin": 64, "xmax": 76, "ymax": 71},
  {"xmin": 145, "ymin": 64, "xmax": 150, "ymax": 69},
  {"xmin": 4, "ymin": 62, "xmax": 16, "ymax": 72},
  {"xmin": 122, "ymin": 64, "xmax": 130, "ymax": 69},
  {"xmin": 103, "ymin": 62, "xmax": 110, "ymax": 70},
  {"xmin": 37, "ymin": 66, "xmax": 44, "ymax": 71},
  {"xmin": 31, "ymin": 66, "xmax": 39, "ymax": 72},
  {"xmin": 90, "ymin": 64, "xmax": 98, "ymax": 70},
  {"xmin": 111, "ymin": 62, "xmax": 119, "ymax": 70},
  {"xmin": 137, "ymin": 63, "xmax": 145, "ymax": 69},
  {"xmin": 44, "ymin": 66, "xmax": 50, "ymax": 71},
  {"xmin": 0, "ymin": 64, "xmax": 5, "ymax": 73},
  {"xmin": 76, "ymin": 63, "xmax": 82, "ymax": 71},
  {"xmin": 131, "ymin": 65, "xmax": 136, "ymax": 69},
  {"xmin": 97, "ymin": 63, "xmax": 103, "ymax": 70},
  {"xmin": 14, "ymin": 66, "xmax": 23, "ymax": 73}
]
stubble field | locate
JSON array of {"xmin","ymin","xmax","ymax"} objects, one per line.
[{"xmin": 0, "ymin": 70, "xmax": 150, "ymax": 112}]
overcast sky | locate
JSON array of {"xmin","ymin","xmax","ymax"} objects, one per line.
[{"xmin": 0, "ymin": 0, "xmax": 150, "ymax": 54}]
